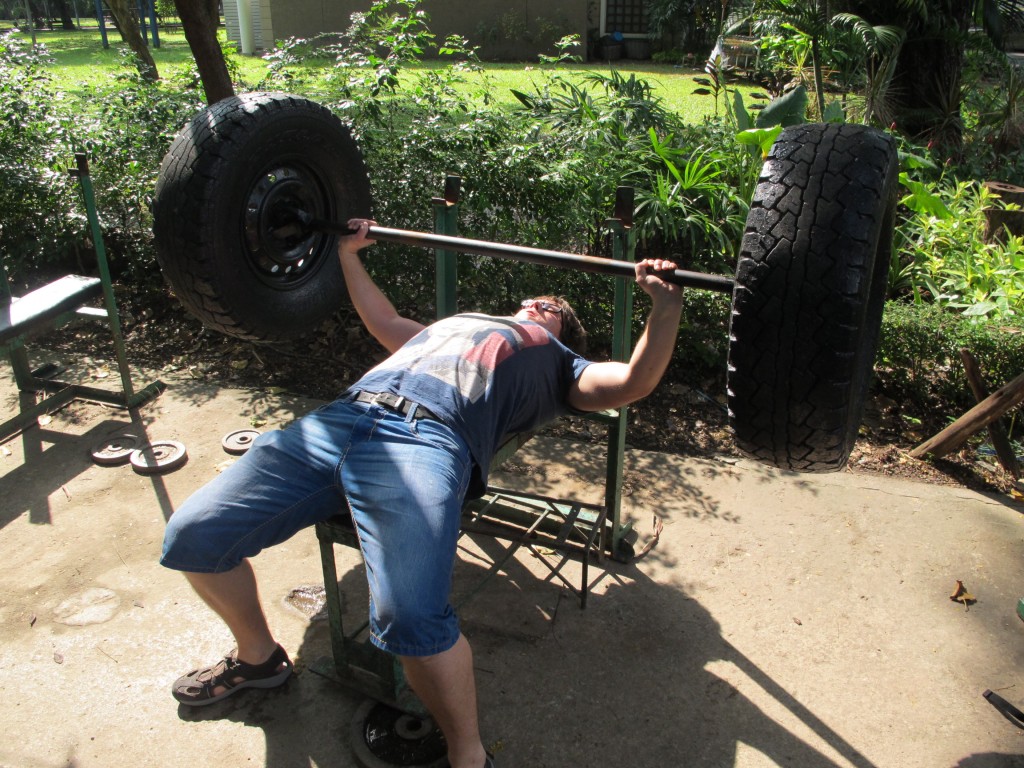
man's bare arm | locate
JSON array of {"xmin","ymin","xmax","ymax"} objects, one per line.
[
  {"xmin": 568, "ymin": 259, "xmax": 683, "ymax": 412},
  {"xmin": 338, "ymin": 219, "xmax": 426, "ymax": 354}
]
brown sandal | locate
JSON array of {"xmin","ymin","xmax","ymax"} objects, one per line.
[{"xmin": 172, "ymin": 644, "xmax": 292, "ymax": 707}]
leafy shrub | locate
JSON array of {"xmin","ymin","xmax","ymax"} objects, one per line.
[
  {"xmin": 73, "ymin": 55, "xmax": 202, "ymax": 287},
  {"xmin": 957, "ymin": 34, "xmax": 1024, "ymax": 186},
  {"xmin": 0, "ymin": 32, "xmax": 80, "ymax": 278},
  {"xmin": 0, "ymin": 34, "xmax": 200, "ymax": 290},
  {"xmin": 895, "ymin": 177, "xmax": 1024, "ymax": 320},
  {"xmin": 651, "ymin": 49, "xmax": 688, "ymax": 65},
  {"xmin": 673, "ymin": 289, "xmax": 731, "ymax": 386},
  {"xmin": 510, "ymin": 70, "xmax": 749, "ymax": 271},
  {"xmin": 877, "ymin": 301, "xmax": 1024, "ymax": 412},
  {"xmin": 278, "ymin": 4, "xmax": 736, "ymax": 352}
]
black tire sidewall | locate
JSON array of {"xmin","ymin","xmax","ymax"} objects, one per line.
[
  {"xmin": 727, "ymin": 123, "xmax": 898, "ymax": 472},
  {"xmin": 153, "ymin": 93, "xmax": 372, "ymax": 340}
]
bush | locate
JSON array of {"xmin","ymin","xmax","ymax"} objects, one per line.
[
  {"xmin": 895, "ymin": 175, "xmax": 1024, "ymax": 320},
  {"xmin": 876, "ymin": 301, "xmax": 1024, "ymax": 413},
  {"xmin": 0, "ymin": 34, "xmax": 200, "ymax": 290},
  {"xmin": 317, "ymin": 47, "xmax": 747, "ymax": 355},
  {"xmin": 75, "ymin": 54, "xmax": 202, "ymax": 288},
  {"xmin": 0, "ymin": 32, "xmax": 80, "ymax": 278}
]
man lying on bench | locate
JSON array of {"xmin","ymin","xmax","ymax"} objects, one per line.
[{"xmin": 160, "ymin": 218, "xmax": 684, "ymax": 768}]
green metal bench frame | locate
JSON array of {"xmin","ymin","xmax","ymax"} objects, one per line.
[{"xmin": 0, "ymin": 153, "xmax": 164, "ymax": 443}]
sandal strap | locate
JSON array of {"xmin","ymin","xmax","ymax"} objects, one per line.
[
  {"xmin": 232, "ymin": 646, "xmax": 289, "ymax": 679},
  {"xmin": 173, "ymin": 645, "xmax": 292, "ymax": 705},
  {"xmin": 190, "ymin": 655, "xmax": 242, "ymax": 691}
]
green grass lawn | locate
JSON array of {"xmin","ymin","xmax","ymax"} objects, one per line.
[{"xmin": 3, "ymin": 23, "xmax": 752, "ymax": 121}]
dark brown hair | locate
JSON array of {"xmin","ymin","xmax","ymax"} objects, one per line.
[{"xmin": 533, "ymin": 295, "xmax": 588, "ymax": 355}]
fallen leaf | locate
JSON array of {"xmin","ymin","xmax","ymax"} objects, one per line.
[
  {"xmin": 230, "ymin": 359, "xmax": 249, "ymax": 370},
  {"xmin": 267, "ymin": 386, "xmax": 288, "ymax": 395},
  {"xmin": 38, "ymin": 415, "xmax": 52, "ymax": 426},
  {"xmin": 793, "ymin": 617, "xmax": 803, "ymax": 626},
  {"xmin": 950, "ymin": 580, "xmax": 976, "ymax": 607},
  {"xmin": 1010, "ymin": 488, "xmax": 1024, "ymax": 503},
  {"xmin": 53, "ymin": 652, "xmax": 64, "ymax": 664},
  {"xmin": 637, "ymin": 515, "xmax": 664, "ymax": 557}
]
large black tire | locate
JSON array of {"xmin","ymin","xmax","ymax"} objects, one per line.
[
  {"xmin": 152, "ymin": 92, "xmax": 372, "ymax": 341},
  {"xmin": 727, "ymin": 123, "xmax": 898, "ymax": 472}
]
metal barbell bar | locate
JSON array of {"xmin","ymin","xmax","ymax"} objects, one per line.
[{"xmin": 284, "ymin": 212, "xmax": 736, "ymax": 294}]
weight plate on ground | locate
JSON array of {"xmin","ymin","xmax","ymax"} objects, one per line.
[
  {"xmin": 222, "ymin": 429, "xmax": 261, "ymax": 455},
  {"xmin": 727, "ymin": 122, "xmax": 898, "ymax": 473},
  {"xmin": 129, "ymin": 440, "xmax": 188, "ymax": 475},
  {"xmin": 350, "ymin": 699, "xmax": 448, "ymax": 768},
  {"xmin": 90, "ymin": 433, "xmax": 142, "ymax": 466}
]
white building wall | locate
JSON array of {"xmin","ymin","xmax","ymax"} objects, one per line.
[{"xmin": 224, "ymin": 0, "xmax": 273, "ymax": 52}]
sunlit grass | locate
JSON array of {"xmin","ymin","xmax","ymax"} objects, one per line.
[{"xmin": 3, "ymin": 23, "xmax": 756, "ymax": 121}]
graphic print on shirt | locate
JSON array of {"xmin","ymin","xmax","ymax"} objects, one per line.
[{"xmin": 367, "ymin": 316, "xmax": 552, "ymax": 403}]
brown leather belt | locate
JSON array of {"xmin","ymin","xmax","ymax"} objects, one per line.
[{"xmin": 353, "ymin": 391, "xmax": 440, "ymax": 422}]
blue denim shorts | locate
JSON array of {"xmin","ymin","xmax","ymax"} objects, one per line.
[{"xmin": 160, "ymin": 398, "xmax": 473, "ymax": 657}]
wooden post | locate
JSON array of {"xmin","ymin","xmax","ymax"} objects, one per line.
[
  {"xmin": 959, "ymin": 349, "xmax": 1020, "ymax": 478},
  {"xmin": 910, "ymin": 368, "xmax": 1024, "ymax": 460},
  {"xmin": 983, "ymin": 181, "xmax": 1024, "ymax": 243}
]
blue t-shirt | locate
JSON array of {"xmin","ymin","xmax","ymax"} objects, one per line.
[{"xmin": 349, "ymin": 313, "xmax": 592, "ymax": 493}]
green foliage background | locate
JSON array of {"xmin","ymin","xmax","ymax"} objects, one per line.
[{"xmin": 3, "ymin": 12, "xmax": 1024, "ymax": 427}]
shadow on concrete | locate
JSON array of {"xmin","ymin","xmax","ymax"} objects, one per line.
[
  {"xmin": 0, "ymin": 408, "xmax": 165, "ymax": 527},
  {"xmin": 954, "ymin": 756, "xmax": 1024, "ymax": 768},
  {"xmin": 457, "ymin": 535, "xmax": 875, "ymax": 768},
  {"xmin": 1, "ymin": 366, "xmax": 321, "ymax": 529},
  {"xmin": 169, "ymin": 528, "xmax": 895, "ymax": 768}
]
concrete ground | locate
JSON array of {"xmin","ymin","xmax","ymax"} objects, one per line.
[{"xmin": 1, "ymin": 358, "xmax": 1022, "ymax": 768}]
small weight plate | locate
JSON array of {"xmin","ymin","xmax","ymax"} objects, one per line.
[
  {"xmin": 130, "ymin": 440, "xmax": 188, "ymax": 475},
  {"xmin": 90, "ymin": 434, "xmax": 142, "ymax": 466},
  {"xmin": 222, "ymin": 429, "xmax": 261, "ymax": 455},
  {"xmin": 350, "ymin": 699, "xmax": 448, "ymax": 768}
]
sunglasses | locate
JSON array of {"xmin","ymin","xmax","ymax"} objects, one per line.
[{"xmin": 520, "ymin": 299, "xmax": 563, "ymax": 314}]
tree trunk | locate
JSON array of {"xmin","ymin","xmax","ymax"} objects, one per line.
[
  {"xmin": 983, "ymin": 181, "xmax": 1024, "ymax": 243},
  {"xmin": 174, "ymin": 0, "xmax": 234, "ymax": 105},
  {"xmin": 57, "ymin": 0, "xmax": 74, "ymax": 29},
  {"xmin": 889, "ymin": 35, "xmax": 959, "ymax": 144},
  {"xmin": 106, "ymin": 0, "xmax": 160, "ymax": 81},
  {"xmin": 844, "ymin": 1, "xmax": 978, "ymax": 147},
  {"xmin": 887, "ymin": 3, "xmax": 972, "ymax": 148}
]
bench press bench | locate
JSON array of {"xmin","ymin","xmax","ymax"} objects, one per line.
[
  {"xmin": 1, "ymin": 274, "xmax": 104, "ymax": 343},
  {"xmin": 311, "ymin": 179, "xmax": 639, "ymax": 719},
  {"xmin": 0, "ymin": 154, "xmax": 164, "ymax": 443}
]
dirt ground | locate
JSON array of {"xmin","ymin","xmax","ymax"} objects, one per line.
[
  {"xmin": 1, "ymin": 341, "xmax": 1024, "ymax": 767},
  {"xmin": 2, "ymin": 297, "xmax": 1023, "ymax": 768}
]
